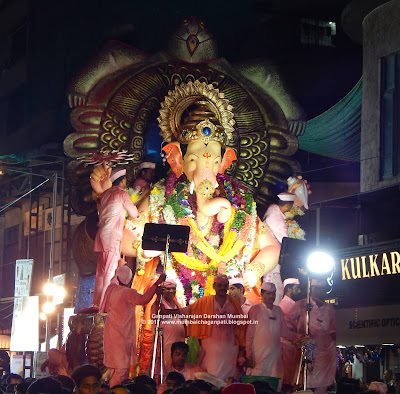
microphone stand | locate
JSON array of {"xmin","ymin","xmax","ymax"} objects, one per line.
[
  {"xmin": 150, "ymin": 234, "xmax": 170, "ymax": 383},
  {"xmin": 295, "ymin": 276, "xmax": 312, "ymax": 390}
]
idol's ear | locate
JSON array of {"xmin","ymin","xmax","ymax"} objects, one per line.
[
  {"xmin": 219, "ymin": 147, "xmax": 237, "ymax": 174},
  {"xmin": 162, "ymin": 142, "xmax": 183, "ymax": 178}
]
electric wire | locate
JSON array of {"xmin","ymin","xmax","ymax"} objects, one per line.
[{"xmin": 0, "ymin": 178, "xmax": 49, "ymax": 213}]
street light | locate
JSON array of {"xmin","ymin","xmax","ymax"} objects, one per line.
[
  {"xmin": 42, "ymin": 281, "xmax": 66, "ymax": 351},
  {"xmin": 42, "ymin": 301, "xmax": 55, "ymax": 315},
  {"xmin": 306, "ymin": 251, "xmax": 334, "ymax": 275},
  {"xmin": 296, "ymin": 249, "xmax": 334, "ymax": 390}
]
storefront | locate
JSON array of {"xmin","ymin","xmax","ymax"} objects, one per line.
[{"xmin": 332, "ymin": 239, "xmax": 400, "ymax": 382}]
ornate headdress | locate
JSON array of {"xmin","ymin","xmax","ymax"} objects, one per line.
[{"xmin": 157, "ymin": 80, "xmax": 236, "ymax": 147}]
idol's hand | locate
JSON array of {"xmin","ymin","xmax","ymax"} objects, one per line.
[
  {"xmin": 90, "ymin": 163, "xmax": 112, "ymax": 195},
  {"xmin": 243, "ymin": 270, "xmax": 257, "ymax": 288}
]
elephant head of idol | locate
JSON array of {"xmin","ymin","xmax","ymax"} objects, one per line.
[{"xmin": 158, "ymin": 81, "xmax": 237, "ymax": 223}]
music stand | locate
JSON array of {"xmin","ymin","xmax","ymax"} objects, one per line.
[
  {"xmin": 278, "ymin": 237, "xmax": 311, "ymax": 282},
  {"xmin": 143, "ymin": 223, "xmax": 190, "ymax": 382}
]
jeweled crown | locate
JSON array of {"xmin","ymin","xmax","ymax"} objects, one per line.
[
  {"xmin": 178, "ymin": 101, "xmax": 227, "ymax": 146},
  {"xmin": 158, "ymin": 80, "xmax": 235, "ymax": 147}
]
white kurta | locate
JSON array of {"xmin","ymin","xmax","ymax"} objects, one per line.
[
  {"xmin": 246, "ymin": 303, "xmax": 296, "ymax": 378},
  {"xmin": 286, "ymin": 298, "xmax": 336, "ymax": 390},
  {"xmin": 200, "ymin": 297, "xmax": 239, "ymax": 380},
  {"xmin": 279, "ymin": 296, "xmax": 298, "ymax": 386}
]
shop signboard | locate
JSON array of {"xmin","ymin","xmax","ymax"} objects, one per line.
[
  {"xmin": 333, "ymin": 239, "xmax": 400, "ymax": 308},
  {"xmin": 34, "ymin": 352, "xmax": 50, "ymax": 378},
  {"xmin": 14, "ymin": 259, "xmax": 34, "ymax": 297},
  {"xmin": 10, "ymin": 296, "xmax": 39, "ymax": 352},
  {"xmin": 336, "ymin": 304, "xmax": 400, "ymax": 346}
]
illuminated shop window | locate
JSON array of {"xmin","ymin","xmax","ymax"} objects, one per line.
[
  {"xmin": 380, "ymin": 51, "xmax": 400, "ymax": 179},
  {"xmin": 300, "ymin": 19, "xmax": 336, "ymax": 47}
]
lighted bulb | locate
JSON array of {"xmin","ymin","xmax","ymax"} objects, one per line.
[
  {"xmin": 307, "ymin": 251, "xmax": 334, "ymax": 274},
  {"xmin": 42, "ymin": 301, "xmax": 55, "ymax": 314},
  {"xmin": 43, "ymin": 282, "xmax": 57, "ymax": 296},
  {"xmin": 39, "ymin": 312, "xmax": 47, "ymax": 321},
  {"xmin": 55, "ymin": 286, "xmax": 66, "ymax": 300}
]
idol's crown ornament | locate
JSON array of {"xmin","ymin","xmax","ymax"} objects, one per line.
[{"xmin": 158, "ymin": 80, "xmax": 236, "ymax": 147}]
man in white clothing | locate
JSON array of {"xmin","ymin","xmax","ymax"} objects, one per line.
[
  {"xmin": 263, "ymin": 192, "xmax": 296, "ymax": 244},
  {"xmin": 286, "ymin": 279, "xmax": 336, "ymax": 394},
  {"xmin": 246, "ymin": 282, "xmax": 297, "ymax": 388},
  {"xmin": 262, "ymin": 192, "xmax": 296, "ymax": 305},
  {"xmin": 279, "ymin": 278, "xmax": 302, "ymax": 391},
  {"xmin": 152, "ymin": 278, "xmax": 186, "ymax": 366}
]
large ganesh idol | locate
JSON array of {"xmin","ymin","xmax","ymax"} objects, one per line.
[
  {"xmin": 64, "ymin": 18, "xmax": 305, "ymax": 306},
  {"xmin": 118, "ymin": 81, "xmax": 281, "ymax": 305}
]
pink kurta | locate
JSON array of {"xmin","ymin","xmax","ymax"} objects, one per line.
[
  {"xmin": 279, "ymin": 296, "xmax": 297, "ymax": 386},
  {"xmin": 263, "ymin": 204, "xmax": 288, "ymax": 244},
  {"xmin": 93, "ymin": 186, "xmax": 138, "ymax": 306},
  {"xmin": 159, "ymin": 298, "xmax": 186, "ymax": 366},
  {"xmin": 241, "ymin": 298, "xmax": 256, "ymax": 316},
  {"xmin": 262, "ymin": 204, "xmax": 286, "ymax": 305},
  {"xmin": 200, "ymin": 297, "xmax": 239, "ymax": 380},
  {"xmin": 94, "ymin": 186, "xmax": 138, "ymax": 253},
  {"xmin": 101, "ymin": 283, "xmax": 156, "ymax": 370},
  {"xmin": 246, "ymin": 304, "xmax": 296, "ymax": 379},
  {"xmin": 279, "ymin": 295, "xmax": 295, "ymax": 315},
  {"xmin": 286, "ymin": 298, "xmax": 336, "ymax": 390}
]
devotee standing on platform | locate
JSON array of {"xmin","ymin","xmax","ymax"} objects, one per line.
[
  {"xmin": 152, "ymin": 279, "xmax": 186, "ymax": 366},
  {"xmin": 92, "ymin": 167, "xmax": 138, "ymax": 307},
  {"xmin": 133, "ymin": 160, "xmax": 156, "ymax": 195},
  {"xmin": 187, "ymin": 274, "xmax": 246, "ymax": 380},
  {"xmin": 228, "ymin": 278, "xmax": 256, "ymax": 315},
  {"xmin": 246, "ymin": 282, "xmax": 297, "ymax": 388},
  {"xmin": 279, "ymin": 278, "xmax": 302, "ymax": 392},
  {"xmin": 262, "ymin": 192, "xmax": 296, "ymax": 305},
  {"xmin": 286, "ymin": 279, "xmax": 336, "ymax": 394},
  {"xmin": 263, "ymin": 192, "xmax": 296, "ymax": 244},
  {"xmin": 101, "ymin": 266, "xmax": 166, "ymax": 388}
]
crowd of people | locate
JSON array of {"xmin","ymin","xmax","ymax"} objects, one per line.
[
  {"xmin": 97, "ymin": 263, "xmax": 338, "ymax": 393},
  {"xmin": 1, "ymin": 366, "xmax": 400, "ymax": 394},
  {"xmin": 0, "ymin": 365, "xmax": 301, "ymax": 393}
]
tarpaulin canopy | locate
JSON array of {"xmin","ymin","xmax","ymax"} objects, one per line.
[{"xmin": 299, "ymin": 78, "xmax": 362, "ymax": 161}]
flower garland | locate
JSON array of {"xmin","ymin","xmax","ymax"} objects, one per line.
[
  {"xmin": 285, "ymin": 204, "xmax": 306, "ymax": 240},
  {"xmin": 149, "ymin": 172, "xmax": 258, "ymax": 305},
  {"xmin": 286, "ymin": 219, "xmax": 306, "ymax": 240}
]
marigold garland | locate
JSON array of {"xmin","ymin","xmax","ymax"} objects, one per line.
[{"xmin": 149, "ymin": 172, "xmax": 257, "ymax": 303}]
